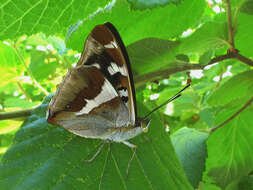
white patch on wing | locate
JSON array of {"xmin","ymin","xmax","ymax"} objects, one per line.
[
  {"xmin": 104, "ymin": 41, "xmax": 118, "ymax": 49},
  {"xmin": 119, "ymin": 89, "xmax": 128, "ymax": 98},
  {"xmin": 107, "ymin": 62, "xmax": 127, "ymax": 76},
  {"xmin": 76, "ymin": 78, "xmax": 118, "ymax": 115}
]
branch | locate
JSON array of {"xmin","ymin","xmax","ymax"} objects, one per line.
[
  {"xmin": 234, "ymin": 53, "xmax": 253, "ymax": 66},
  {"xmin": 210, "ymin": 96, "xmax": 253, "ymax": 133},
  {"xmin": 0, "ymin": 109, "xmax": 33, "ymax": 120},
  {"xmin": 134, "ymin": 53, "xmax": 238, "ymax": 88},
  {"xmin": 134, "ymin": 63, "xmax": 203, "ymax": 88}
]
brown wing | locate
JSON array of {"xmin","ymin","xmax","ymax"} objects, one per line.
[
  {"xmin": 47, "ymin": 65, "xmax": 130, "ymax": 129},
  {"xmin": 76, "ymin": 22, "xmax": 137, "ymax": 125}
]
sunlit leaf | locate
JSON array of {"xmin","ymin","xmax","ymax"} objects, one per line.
[
  {"xmin": 0, "ymin": 0, "xmax": 111, "ymax": 40},
  {"xmin": 67, "ymin": 0, "xmax": 206, "ymax": 51}
]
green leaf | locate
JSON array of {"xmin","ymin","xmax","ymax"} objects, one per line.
[
  {"xmin": 199, "ymin": 108, "xmax": 214, "ymax": 127},
  {"xmin": 199, "ymin": 50, "xmax": 215, "ymax": 65},
  {"xmin": 202, "ymin": 63, "xmax": 223, "ymax": 82},
  {"xmin": 238, "ymin": 175, "xmax": 253, "ymax": 190},
  {"xmin": 127, "ymin": 38, "xmax": 180, "ymax": 74},
  {"xmin": 3, "ymin": 97, "xmax": 37, "ymax": 109},
  {"xmin": 171, "ymin": 127, "xmax": 209, "ymax": 188},
  {"xmin": 0, "ymin": 120, "xmax": 22, "ymax": 160},
  {"xmin": 179, "ymin": 22, "xmax": 228, "ymax": 55},
  {"xmin": 67, "ymin": 0, "xmax": 206, "ymax": 51},
  {"xmin": 0, "ymin": 42, "xmax": 21, "ymax": 67},
  {"xmin": 175, "ymin": 54, "xmax": 190, "ymax": 62},
  {"xmin": 29, "ymin": 50, "xmax": 58, "ymax": 81},
  {"xmin": 127, "ymin": 0, "xmax": 182, "ymax": 10},
  {"xmin": 0, "ymin": 42, "xmax": 24, "ymax": 87},
  {"xmin": 0, "ymin": 96, "xmax": 193, "ymax": 190},
  {"xmin": 200, "ymin": 182, "xmax": 221, "ymax": 190},
  {"xmin": 203, "ymin": 109, "xmax": 253, "ymax": 188},
  {"xmin": 235, "ymin": 13, "xmax": 253, "ymax": 57},
  {"xmin": 0, "ymin": 0, "xmax": 111, "ymax": 40},
  {"xmin": 207, "ymin": 70, "xmax": 253, "ymax": 106},
  {"xmin": 158, "ymin": 89, "xmax": 200, "ymax": 118},
  {"xmin": 240, "ymin": 0, "xmax": 253, "ymax": 15}
]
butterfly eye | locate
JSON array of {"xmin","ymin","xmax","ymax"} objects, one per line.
[{"xmin": 65, "ymin": 104, "xmax": 71, "ymax": 109}]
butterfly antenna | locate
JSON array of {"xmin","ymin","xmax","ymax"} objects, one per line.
[{"xmin": 143, "ymin": 83, "xmax": 191, "ymax": 119}]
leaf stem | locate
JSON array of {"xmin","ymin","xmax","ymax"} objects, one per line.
[
  {"xmin": 210, "ymin": 96, "xmax": 253, "ymax": 133},
  {"xmin": 225, "ymin": 0, "xmax": 235, "ymax": 51}
]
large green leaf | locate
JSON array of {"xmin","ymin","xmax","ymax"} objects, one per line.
[
  {"xmin": 179, "ymin": 21, "xmax": 228, "ymax": 55},
  {"xmin": 240, "ymin": 0, "xmax": 253, "ymax": 15},
  {"xmin": 0, "ymin": 95, "xmax": 193, "ymax": 190},
  {"xmin": 126, "ymin": 38, "xmax": 181, "ymax": 75},
  {"xmin": 0, "ymin": 0, "xmax": 111, "ymax": 40},
  {"xmin": 171, "ymin": 127, "xmax": 209, "ymax": 188},
  {"xmin": 207, "ymin": 70, "xmax": 253, "ymax": 106},
  {"xmin": 235, "ymin": 13, "xmax": 253, "ymax": 58},
  {"xmin": 127, "ymin": 0, "xmax": 182, "ymax": 10},
  {"xmin": 67, "ymin": 0, "xmax": 206, "ymax": 51},
  {"xmin": 203, "ymin": 109, "xmax": 253, "ymax": 188}
]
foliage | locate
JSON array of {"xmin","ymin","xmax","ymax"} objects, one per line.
[{"xmin": 0, "ymin": 0, "xmax": 253, "ymax": 189}]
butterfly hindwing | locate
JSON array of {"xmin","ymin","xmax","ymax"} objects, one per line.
[{"xmin": 47, "ymin": 65, "xmax": 131, "ymax": 131}]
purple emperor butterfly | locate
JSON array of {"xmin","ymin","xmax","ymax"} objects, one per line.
[{"xmin": 47, "ymin": 22, "xmax": 190, "ymax": 171}]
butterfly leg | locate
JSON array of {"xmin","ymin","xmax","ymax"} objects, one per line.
[
  {"xmin": 85, "ymin": 140, "xmax": 107, "ymax": 163},
  {"xmin": 122, "ymin": 141, "xmax": 137, "ymax": 176}
]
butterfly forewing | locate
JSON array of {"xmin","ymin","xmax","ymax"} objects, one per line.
[{"xmin": 77, "ymin": 23, "xmax": 137, "ymax": 126}]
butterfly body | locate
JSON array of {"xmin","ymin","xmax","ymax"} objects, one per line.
[{"xmin": 47, "ymin": 22, "xmax": 150, "ymax": 145}]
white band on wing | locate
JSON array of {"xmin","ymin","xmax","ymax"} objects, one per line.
[
  {"xmin": 76, "ymin": 78, "xmax": 118, "ymax": 115},
  {"xmin": 104, "ymin": 40, "xmax": 118, "ymax": 49},
  {"xmin": 107, "ymin": 62, "xmax": 127, "ymax": 76}
]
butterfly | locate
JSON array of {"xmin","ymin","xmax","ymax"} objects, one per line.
[{"xmin": 46, "ymin": 22, "xmax": 190, "ymax": 171}]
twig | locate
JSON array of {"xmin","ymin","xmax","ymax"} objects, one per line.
[
  {"xmin": 225, "ymin": 0, "xmax": 235, "ymax": 51},
  {"xmin": 134, "ymin": 63, "xmax": 203, "ymax": 88},
  {"xmin": 0, "ymin": 109, "xmax": 33, "ymax": 120},
  {"xmin": 210, "ymin": 96, "xmax": 253, "ymax": 133},
  {"xmin": 234, "ymin": 53, "xmax": 253, "ymax": 66}
]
